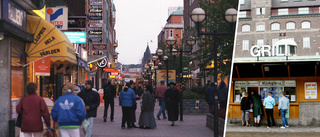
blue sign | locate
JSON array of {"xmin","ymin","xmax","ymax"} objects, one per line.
[
  {"xmin": 4, "ymin": 0, "xmax": 27, "ymax": 29},
  {"xmin": 64, "ymin": 32, "xmax": 87, "ymax": 43}
]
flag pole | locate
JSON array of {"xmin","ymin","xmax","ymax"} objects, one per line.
[{"xmin": 21, "ymin": 54, "xmax": 51, "ymax": 67}]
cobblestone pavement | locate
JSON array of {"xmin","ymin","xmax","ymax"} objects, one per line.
[{"xmin": 81, "ymin": 98, "xmax": 213, "ymax": 137}]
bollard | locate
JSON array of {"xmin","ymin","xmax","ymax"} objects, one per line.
[{"xmin": 9, "ymin": 120, "xmax": 15, "ymax": 137}]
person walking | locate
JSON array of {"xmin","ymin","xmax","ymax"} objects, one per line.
[
  {"xmin": 78, "ymin": 80, "xmax": 100, "ymax": 137},
  {"xmin": 240, "ymin": 92, "xmax": 251, "ymax": 126},
  {"xmin": 165, "ymin": 82, "xmax": 180, "ymax": 126},
  {"xmin": 103, "ymin": 78, "xmax": 116, "ymax": 122},
  {"xmin": 16, "ymin": 82, "xmax": 51, "ymax": 137},
  {"xmin": 263, "ymin": 91, "xmax": 276, "ymax": 129},
  {"xmin": 116, "ymin": 81, "xmax": 125, "ymax": 96},
  {"xmin": 119, "ymin": 83, "xmax": 136, "ymax": 128},
  {"xmin": 205, "ymin": 82, "xmax": 215, "ymax": 111},
  {"xmin": 51, "ymin": 83, "xmax": 86, "ymax": 137},
  {"xmin": 218, "ymin": 81, "xmax": 228, "ymax": 110},
  {"xmin": 251, "ymin": 90, "xmax": 263, "ymax": 127},
  {"xmin": 138, "ymin": 85, "xmax": 157, "ymax": 129},
  {"xmin": 155, "ymin": 80, "xmax": 167, "ymax": 120},
  {"xmin": 278, "ymin": 92, "xmax": 290, "ymax": 129}
]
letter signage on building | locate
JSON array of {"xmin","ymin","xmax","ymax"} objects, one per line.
[
  {"xmin": 88, "ymin": 16, "xmax": 102, "ymax": 20},
  {"xmin": 305, "ymin": 82, "xmax": 317, "ymax": 99},
  {"xmin": 92, "ymin": 44, "xmax": 108, "ymax": 50},
  {"xmin": 89, "ymin": 8, "xmax": 102, "ymax": 13},
  {"xmin": 89, "ymin": 23, "xmax": 103, "ymax": 28},
  {"xmin": 63, "ymin": 32, "xmax": 87, "ymax": 43},
  {"xmin": 46, "ymin": 7, "xmax": 68, "ymax": 30},
  {"xmin": 90, "ymin": 1, "xmax": 103, "ymax": 5},
  {"xmin": 7, "ymin": 1, "xmax": 27, "ymax": 28},
  {"xmin": 35, "ymin": 55, "xmax": 51, "ymax": 76},
  {"xmin": 89, "ymin": 37, "xmax": 102, "ymax": 43},
  {"xmin": 88, "ymin": 30, "xmax": 102, "ymax": 35}
]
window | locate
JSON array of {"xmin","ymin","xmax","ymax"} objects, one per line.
[
  {"xmin": 257, "ymin": 39, "xmax": 264, "ymax": 46},
  {"xmin": 169, "ymin": 30, "xmax": 173, "ymax": 37},
  {"xmin": 256, "ymin": 8, "xmax": 265, "ymax": 15},
  {"xmin": 256, "ymin": 24, "xmax": 265, "ymax": 31},
  {"xmin": 286, "ymin": 22, "xmax": 295, "ymax": 30},
  {"xmin": 165, "ymin": 30, "xmax": 168, "ymax": 38},
  {"xmin": 242, "ymin": 25, "xmax": 250, "ymax": 32},
  {"xmin": 242, "ymin": 40, "xmax": 249, "ymax": 51},
  {"xmin": 280, "ymin": 0, "xmax": 288, "ymax": 2},
  {"xmin": 299, "ymin": 7, "xmax": 309, "ymax": 14},
  {"xmin": 239, "ymin": 11, "xmax": 247, "ymax": 18},
  {"xmin": 303, "ymin": 37, "xmax": 310, "ymax": 48},
  {"xmin": 301, "ymin": 21, "xmax": 311, "ymax": 29},
  {"xmin": 271, "ymin": 23, "xmax": 280, "ymax": 30},
  {"xmin": 240, "ymin": 0, "xmax": 245, "ymax": 5},
  {"xmin": 278, "ymin": 9, "xmax": 288, "ymax": 15}
]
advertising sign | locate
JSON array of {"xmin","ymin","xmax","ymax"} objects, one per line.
[
  {"xmin": 89, "ymin": 37, "xmax": 102, "ymax": 43},
  {"xmin": 156, "ymin": 70, "xmax": 176, "ymax": 86},
  {"xmin": 7, "ymin": 0, "xmax": 27, "ymax": 28},
  {"xmin": 89, "ymin": 23, "xmax": 103, "ymax": 27},
  {"xmin": 35, "ymin": 55, "xmax": 51, "ymax": 76},
  {"xmin": 305, "ymin": 82, "xmax": 317, "ymax": 99},
  {"xmin": 63, "ymin": 32, "xmax": 86, "ymax": 43},
  {"xmin": 89, "ymin": 8, "xmax": 102, "ymax": 13},
  {"xmin": 90, "ymin": 1, "xmax": 103, "ymax": 5},
  {"xmin": 89, "ymin": 30, "xmax": 102, "ymax": 35},
  {"xmin": 92, "ymin": 44, "xmax": 108, "ymax": 50},
  {"xmin": 46, "ymin": 7, "xmax": 68, "ymax": 30},
  {"xmin": 88, "ymin": 16, "xmax": 102, "ymax": 20},
  {"xmin": 68, "ymin": 16, "xmax": 86, "ymax": 29},
  {"xmin": 97, "ymin": 58, "xmax": 108, "ymax": 68}
]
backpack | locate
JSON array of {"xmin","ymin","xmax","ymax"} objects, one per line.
[{"xmin": 104, "ymin": 85, "xmax": 113, "ymax": 100}]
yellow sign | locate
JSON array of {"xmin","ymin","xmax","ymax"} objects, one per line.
[
  {"xmin": 32, "ymin": 5, "xmax": 46, "ymax": 19},
  {"xmin": 156, "ymin": 70, "xmax": 176, "ymax": 86},
  {"xmin": 205, "ymin": 61, "xmax": 214, "ymax": 69}
]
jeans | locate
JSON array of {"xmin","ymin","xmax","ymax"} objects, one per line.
[
  {"xmin": 241, "ymin": 110, "xmax": 249, "ymax": 121},
  {"xmin": 157, "ymin": 98, "xmax": 167, "ymax": 118},
  {"xmin": 280, "ymin": 109, "xmax": 289, "ymax": 127},
  {"xmin": 104, "ymin": 99, "xmax": 114, "ymax": 120},
  {"xmin": 87, "ymin": 117, "xmax": 94, "ymax": 137},
  {"xmin": 60, "ymin": 128, "xmax": 80, "ymax": 137},
  {"xmin": 265, "ymin": 108, "xmax": 275, "ymax": 127}
]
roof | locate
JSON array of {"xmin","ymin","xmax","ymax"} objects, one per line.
[
  {"xmin": 171, "ymin": 7, "xmax": 183, "ymax": 15},
  {"xmin": 164, "ymin": 23, "xmax": 183, "ymax": 29}
]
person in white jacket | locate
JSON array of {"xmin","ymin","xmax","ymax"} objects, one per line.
[{"xmin": 278, "ymin": 92, "xmax": 290, "ymax": 129}]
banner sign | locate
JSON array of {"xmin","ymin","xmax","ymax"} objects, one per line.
[
  {"xmin": 88, "ymin": 16, "xmax": 102, "ymax": 20},
  {"xmin": 305, "ymin": 82, "xmax": 317, "ymax": 99},
  {"xmin": 89, "ymin": 23, "xmax": 103, "ymax": 28},
  {"xmin": 35, "ymin": 55, "xmax": 51, "ymax": 76},
  {"xmin": 88, "ymin": 30, "xmax": 102, "ymax": 35},
  {"xmin": 89, "ymin": 8, "xmax": 102, "ymax": 13},
  {"xmin": 63, "ymin": 32, "xmax": 87, "ymax": 43},
  {"xmin": 46, "ymin": 7, "xmax": 68, "ymax": 30},
  {"xmin": 92, "ymin": 44, "xmax": 108, "ymax": 50},
  {"xmin": 68, "ymin": 16, "xmax": 86, "ymax": 29}
]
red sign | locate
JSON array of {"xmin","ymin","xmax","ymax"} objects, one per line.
[
  {"xmin": 35, "ymin": 55, "xmax": 51, "ymax": 76},
  {"xmin": 92, "ymin": 44, "xmax": 108, "ymax": 50}
]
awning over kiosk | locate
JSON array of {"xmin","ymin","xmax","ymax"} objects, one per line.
[{"xmin": 25, "ymin": 15, "xmax": 77, "ymax": 64}]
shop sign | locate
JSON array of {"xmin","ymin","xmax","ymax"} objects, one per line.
[
  {"xmin": 285, "ymin": 80, "xmax": 296, "ymax": 87},
  {"xmin": 63, "ymin": 32, "xmax": 87, "ymax": 43},
  {"xmin": 97, "ymin": 58, "xmax": 107, "ymax": 68},
  {"xmin": 89, "ymin": 23, "xmax": 103, "ymax": 27},
  {"xmin": 247, "ymin": 81, "xmax": 259, "ymax": 86},
  {"xmin": 89, "ymin": 8, "xmax": 102, "ymax": 13},
  {"xmin": 235, "ymin": 81, "xmax": 247, "ymax": 87},
  {"xmin": 88, "ymin": 16, "xmax": 102, "ymax": 20},
  {"xmin": 89, "ymin": 37, "xmax": 102, "ymax": 43},
  {"xmin": 68, "ymin": 16, "xmax": 86, "ymax": 29},
  {"xmin": 7, "ymin": 1, "xmax": 26, "ymax": 28},
  {"xmin": 92, "ymin": 44, "xmax": 107, "ymax": 50},
  {"xmin": 35, "ymin": 55, "xmax": 51, "ymax": 76},
  {"xmin": 46, "ymin": 7, "xmax": 68, "ymax": 30},
  {"xmin": 89, "ymin": 30, "xmax": 102, "ymax": 35},
  {"xmin": 81, "ymin": 48, "xmax": 88, "ymax": 62},
  {"xmin": 305, "ymin": 82, "xmax": 317, "ymax": 99},
  {"xmin": 90, "ymin": 1, "xmax": 103, "ymax": 5},
  {"xmin": 260, "ymin": 81, "xmax": 283, "ymax": 86}
]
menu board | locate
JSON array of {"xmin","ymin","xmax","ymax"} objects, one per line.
[{"xmin": 305, "ymin": 82, "xmax": 317, "ymax": 99}]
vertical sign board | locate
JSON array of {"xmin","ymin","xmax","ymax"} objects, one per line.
[
  {"xmin": 35, "ymin": 55, "xmax": 51, "ymax": 76},
  {"xmin": 156, "ymin": 70, "xmax": 176, "ymax": 86},
  {"xmin": 305, "ymin": 82, "xmax": 317, "ymax": 99},
  {"xmin": 46, "ymin": 7, "xmax": 68, "ymax": 30}
]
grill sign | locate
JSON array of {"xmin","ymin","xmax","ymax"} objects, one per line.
[{"xmin": 89, "ymin": 8, "xmax": 102, "ymax": 13}]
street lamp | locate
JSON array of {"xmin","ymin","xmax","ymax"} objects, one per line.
[
  {"xmin": 113, "ymin": 42, "xmax": 118, "ymax": 48},
  {"xmin": 157, "ymin": 49, "xmax": 163, "ymax": 56},
  {"xmin": 166, "ymin": 37, "xmax": 177, "ymax": 54},
  {"xmin": 190, "ymin": 7, "xmax": 237, "ymax": 137}
]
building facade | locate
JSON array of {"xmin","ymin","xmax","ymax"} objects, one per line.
[{"xmin": 229, "ymin": 0, "xmax": 320, "ymax": 126}]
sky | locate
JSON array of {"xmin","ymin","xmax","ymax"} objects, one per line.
[{"xmin": 113, "ymin": 0, "xmax": 183, "ymax": 65}]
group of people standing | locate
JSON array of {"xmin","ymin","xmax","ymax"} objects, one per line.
[{"xmin": 240, "ymin": 90, "xmax": 290, "ymax": 129}]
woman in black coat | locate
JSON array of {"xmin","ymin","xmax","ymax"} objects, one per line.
[{"xmin": 164, "ymin": 82, "xmax": 180, "ymax": 126}]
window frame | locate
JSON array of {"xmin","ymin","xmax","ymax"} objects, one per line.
[
  {"xmin": 286, "ymin": 22, "xmax": 295, "ymax": 30},
  {"xmin": 301, "ymin": 21, "xmax": 311, "ymax": 29},
  {"xmin": 256, "ymin": 24, "xmax": 265, "ymax": 32},
  {"xmin": 271, "ymin": 23, "xmax": 280, "ymax": 31},
  {"xmin": 303, "ymin": 37, "xmax": 310, "ymax": 48},
  {"xmin": 242, "ymin": 40, "xmax": 249, "ymax": 51},
  {"xmin": 242, "ymin": 24, "xmax": 250, "ymax": 32}
]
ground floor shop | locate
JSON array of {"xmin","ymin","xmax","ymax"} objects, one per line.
[{"xmin": 228, "ymin": 62, "xmax": 320, "ymax": 125}]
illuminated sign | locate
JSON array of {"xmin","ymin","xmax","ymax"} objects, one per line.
[
  {"xmin": 46, "ymin": 7, "xmax": 68, "ymax": 30},
  {"xmin": 7, "ymin": 1, "xmax": 26, "ymax": 27},
  {"xmin": 63, "ymin": 32, "xmax": 87, "ymax": 43},
  {"xmin": 97, "ymin": 58, "xmax": 108, "ymax": 68}
]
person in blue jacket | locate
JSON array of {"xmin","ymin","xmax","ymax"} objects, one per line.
[
  {"xmin": 51, "ymin": 82, "xmax": 86, "ymax": 137},
  {"xmin": 119, "ymin": 83, "xmax": 136, "ymax": 129},
  {"xmin": 263, "ymin": 91, "xmax": 276, "ymax": 129}
]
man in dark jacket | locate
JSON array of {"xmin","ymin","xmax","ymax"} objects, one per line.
[
  {"xmin": 205, "ymin": 82, "xmax": 215, "ymax": 111},
  {"xmin": 78, "ymin": 80, "xmax": 100, "ymax": 137},
  {"xmin": 103, "ymin": 78, "xmax": 116, "ymax": 122},
  {"xmin": 218, "ymin": 81, "xmax": 228, "ymax": 110}
]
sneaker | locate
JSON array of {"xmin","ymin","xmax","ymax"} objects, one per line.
[
  {"xmin": 280, "ymin": 126, "xmax": 286, "ymax": 129},
  {"xmin": 267, "ymin": 126, "xmax": 271, "ymax": 129},
  {"xmin": 286, "ymin": 125, "xmax": 289, "ymax": 128}
]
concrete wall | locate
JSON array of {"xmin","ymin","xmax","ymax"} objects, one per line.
[
  {"xmin": 299, "ymin": 102, "xmax": 320, "ymax": 126},
  {"xmin": 183, "ymin": 99, "xmax": 210, "ymax": 114}
]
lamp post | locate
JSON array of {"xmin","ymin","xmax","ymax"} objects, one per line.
[
  {"xmin": 190, "ymin": 7, "xmax": 237, "ymax": 137},
  {"xmin": 163, "ymin": 55, "xmax": 169, "ymax": 86}
]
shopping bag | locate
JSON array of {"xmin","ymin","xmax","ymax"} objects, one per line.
[
  {"xmin": 81, "ymin": 119, "xmax": 90, "ymax": 136},
  {"xmin": 44, "ymin": 128, "xmax": 57, "ymax": 137}
]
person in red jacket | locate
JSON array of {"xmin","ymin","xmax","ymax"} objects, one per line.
[{"xmin": 16, "ymin": 82, "xmax": 51, "ymax": 137}]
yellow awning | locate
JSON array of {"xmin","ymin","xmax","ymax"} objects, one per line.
[{"xmin": 25, "ymin": 15, "xmax": 77, "ymax": 64}]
